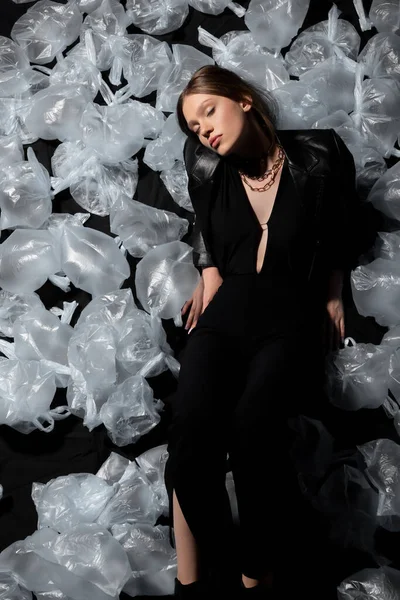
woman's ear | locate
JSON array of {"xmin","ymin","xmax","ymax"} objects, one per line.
[{"xmin": 240, "ymin": 96, "xmax": 252, "ymax": 112}]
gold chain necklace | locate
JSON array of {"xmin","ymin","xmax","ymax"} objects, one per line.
[{"xmin": 239, "ymin": 145, "xmax": 285, "ymax": 193}]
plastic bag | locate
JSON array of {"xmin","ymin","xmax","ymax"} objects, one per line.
[
  {"xmin": 369, "ymin": 0, "xmax": 400, "ymax": 35},
  {"xmin": 0, "ymin": 291, "xmax": 44, "ymax": 338},
  {"xmin": 0, "ymin": 135, "xmax": 24, "ymax": 170},
  {"xmin": 272, "ymin": 80, "xmax": 328, "ymax": 129},
  {"xmin": 358, "ymin": 32, "xmax": 400, "ymax": 81},
  {"xmin": 324, "ymin": 337, "xmax": 390, "ymax": 410},
  {"xmin": 109, "ymin": 194, "xmax": 189, "ymax": 258},
  {"xmin": 99, "ymin": 375, "xmax": 163, "ymax": 446},
  {"xmin": 11, "ymin": 0, "xmax": 82, "ymax": 64},
  {"xmin": 366, "ymin": 161, "xmax": 400, "ymax": 222},
  {"xmin": 338, "ymin": 566, "xmax": 400, "ymax": 599},
  {"xmin": 0, "ymin": 147, "xmax": 52, "ymax": 231},
  {"xmin": 244, "ymin": 0, "xmax": 310, "ymax": 54},
  {"xmin": 135, "ymin": 241, "xmax": 201, "ymax": 326},
  {"xmin": 143, "ymin": 112, "xmax": 186, "ymax": 172},
  {"xmin": 285, "ymin": 4, "xmax": 360, "ymax": 76},
  {"xmin": 126, "ymin": 0, "xmax": 189, "ymax": 35}
]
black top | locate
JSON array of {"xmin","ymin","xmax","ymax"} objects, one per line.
[{"xmin": 208, "ymin": 156, "xmax": 306, "ymax": 281}]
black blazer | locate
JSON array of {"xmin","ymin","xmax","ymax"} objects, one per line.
[{"xmin": 184, "ymin": 128, "xmax": 375, "ymax": 298}]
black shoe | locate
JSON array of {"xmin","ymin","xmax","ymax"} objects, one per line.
[{"xmin": 174, "ymin": 577, "xmax": 207, "ymax": 598}]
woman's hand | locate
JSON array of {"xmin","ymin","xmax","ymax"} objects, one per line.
[
  {"xmin": 324, "ymin": 296, "xmax": 345, "ymax": 352},
  {"xmin": 181, "ymin": 267, "xmax": 223, "ymax": 333}
]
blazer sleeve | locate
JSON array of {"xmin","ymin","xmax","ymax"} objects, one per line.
[
  {"xmin": 183, "ymin": 138, "xmax": 216, "ymax": 271},
  {"xmin": 325, "ymin": 129, "xmax": 365, "ymax": 273}
]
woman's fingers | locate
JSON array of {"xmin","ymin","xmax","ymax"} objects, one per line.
[
  {"xmin": 185, "ymin": 301, "xmax": 201, "ymax": 331},
  {"xmin": 181, "ymin": 298, "xmax": 192, "ymax": 316}
]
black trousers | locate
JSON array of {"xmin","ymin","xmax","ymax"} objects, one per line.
[{"xmin": 165, "ymin": 323, "xmax": 323, "ymax": 580}]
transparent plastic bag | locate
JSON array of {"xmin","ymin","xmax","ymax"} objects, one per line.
[
  {"xmin": 367, "ymin": 161, "xmax": 400, "ymax": 222},
  {"xmin": 160, "ymin": 160, "xmax": 193, "ymax": 213},
  {"xmin": 0, "ymin": 147, "xmax": 52, "ymax": 231},
  {"xmin": 285, "ymin": 4, "xmax": 360, "ymax": 77},
  {"xmin": 135, "ymin": 444, "xmax": 169, "ymax": 517},
  {"xmin": 135, "ymin": 241, "xmax": 201, "ymax": 325},
  {"xmin": 0, "ymin": 135, "xmax": 24, "ymax": 170},
  {"xmin": 358, "ymin": 32, "xmax": 400, "ymax": 81},
  {"xmin": 156, "ymin": 44, "xmax": 214, "ymax": 113},
  {"xmin": 0, "ymin": 290, "xmax": 44, "ymax": 338},
  {"xmin": 324, "ymin": 337, "xmax": 390, "ymax": 410},
  {"xmin": 338, "ymin": 566, "xmax": 400, "ymax": 599},
  {"xmin": 109, "ymin": 194, "xmax": 189, "ymax": 258},
  {"xmin": 188, "ymin": 0, "xmax": 245, "ymax": 16},
  {"xmin": 32, "ymin": 473, "xmax": 116, "ymax": 533},
  {"xmin": 198, "ymin": 27, "xmax": 289, "ymax": 92},
  {"xmin": 25, "ymin": 83, "xmax": 93, "ymax": 142},
  {"xmin": 0, "ymin": 229, "xmax": 62, "ymax": 294},
  {"xmin": 112, "ymin": 523, "xmax": 177, "ymax": 596},
  {"xmin": 0, "ymin": 359, "xmax": 70, "ymax": 434},
  {"xmin": 99, "ymin": 375, "xmax": 163, "ymax": 446},
  {"xmin": 11, "ymin": 0, "xmax": 82, "ymax": 64},
  {"xmin": 369, "ymin": 0, "xmax": 400, "ymax": 35},
  {"xmin": 126, "ymin": 0, "xmax": 189, "ymax": 35},
  {"xmin": 272, "ymin": 80, "xmax": 328, "ymax": 129},
  {"xmin": 351, "ymin": 257, "xmax": 400, "ymax": 327},
  {"xmin": 0, "ymin": 36, "xmax": 31, "ymax": 97},
  {"xmin": 143, "ymin": 112, "xmax": 186, "ymax": 172},
  {"xmin": 244, "ymin": 0, "xmax": 310, "ymax": 54},
  {"xmin": 0, "ymin": 573, "xmax": 32, "ymax": 600}
]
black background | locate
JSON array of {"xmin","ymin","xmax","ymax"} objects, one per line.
[{"xmin": 0, "ymin": 1, "xmax": 397, "ymax": 598}]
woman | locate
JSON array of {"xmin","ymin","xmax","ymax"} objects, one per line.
[{"xmin": 164, "ymin": 64, "xmax": 365, "ymax": 598}]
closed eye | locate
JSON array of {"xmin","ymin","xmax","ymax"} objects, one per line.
[{"xmin": 194, "ymin": 107, "xmax": 214, "ymax": 135}]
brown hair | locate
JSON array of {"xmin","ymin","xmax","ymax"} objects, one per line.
[{"xmin": 176, "ymin": 64, "xmax": 279, "ymax": 154}]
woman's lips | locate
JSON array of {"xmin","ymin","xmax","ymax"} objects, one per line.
[{"xmin": 211, "ymin": 134, "xmax": 222, "ymax": 148}]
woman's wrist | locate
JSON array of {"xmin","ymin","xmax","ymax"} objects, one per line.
[{"xmin": 327, "ymin": 268, "xmax": 344, "ymax": 299}]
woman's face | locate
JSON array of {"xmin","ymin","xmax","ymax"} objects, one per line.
[{"xmin": 182, "ymin": 93, "xmax": 252, "ymax": 155}]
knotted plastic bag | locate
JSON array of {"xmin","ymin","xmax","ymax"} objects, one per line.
[
  {"xmin": 0, "ymin": 291, "xmax": 44, "ymax": 338},
  {"xmin": 369, "ymin": 0, "xmax": 400, "ymax": 35},
  {"xmin": 0, "ymin": 229, "xmax": 62, "ymax": 294},
  {"xmin": 0, "ymin": 135, "xmax": 24, "ymax": 170},
  {"xmin": 110, "ymin": 194, "xmax": 189, "ymax": 258},
  {"xmin": 25, "ymin": 83, "xmax": 93, "ymax": 142},
  {"xmin": 188, "ymin": 0, "xmax": 245, "ymax": 16},
  {"xmin": 0, "ymin": 36, "xmax": 31, "ymax": 97},
  {"xmin": 0, "ymin": 359, "xmax": 70, "ymax": 433},
  {"xmin": 51, "ymin": 222, "xmax": 131, "ymax": 297},
  {"xmin": 143, "ymin": 112, "xmax": 186, "ymax": 172},
  {"xmin": 285, "ymin": 4, "xmax": 360, "ymax": 76},
  {"xmin": 11, "ymin": 0, "xmax": 82, "ymax": 64},
  {"xmin": 198, "ymin": 27, "xmax": 289, "ymax": 92},
  {"xmin": 156, "ymin": 44, "xmax": 214, "ymax": 113},
  {"xmin": 135, "ymin": 444, "xmax": 169, "ymax": 517},
  {"xmin": 160, "ymin": 160, "xmax": 193, "ymax": 212},
  {"xmin": 351, "ymin": 257, "xmax": 400, "ymax": 327},
  {"xmin": 126, "ymin": 0, "xmax": 189, "ymax": 35},
  {"xmin": 358, "ymin": 32, "xmax": 400, "ymax": 81},
  {"xmin": 244, "ymin": 0, "xmax": 310, "ymax": 54},
  {"xmin": 272, "ymin": 80, "xmax": 328, "ymax": 129},
  {"xmin": 135, "ymin": 241, "xmax": 201, "ymax": 326},
  {"xmin": 0, "ymin": 147, "xmax": 52, "ymax": 231},
  {"xmin": 99, "ymin": 375, "xmax": 163, "ymax": 446},
  {"xmin": 324, "ymin": 337, "xmax": 390, "ymax": 410}
]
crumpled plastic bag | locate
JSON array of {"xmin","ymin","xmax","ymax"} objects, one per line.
[
  {"xmin": 25, "ymin": 83, "xmax": 93, "ymax": 142},
  {"xmin": 135, "ymin": 240, "xmax": 201, "ymax": 326},
  {"xmin": 285, "ymin": 4, "xmax": 360, "ymax": 76},
  {"xmin": 357, "ymin": 32, "xmax": 400, "ymax": 81},
  {"xmin": 369, "ymin": 0, "xmax": 400, "ymax": 35},
  {"xmin": 0, "ymin": 290, "xmax": 44, "ymax": 338},
  {"xmin": 351, "ymin": 256, "xmax": 400, "ymax": 327},
  {"xmin": 160, "ymin": 160, "xmax": 193, "ymax": 212},
  {"xmin": 198, "ymin": 27, "xmax": 289, "ymax": 92},
  {"xmin": 143, "ymin": 112, "xmax": 186, "ymax": 172},
  {"xmin": 366, "ymin": 161, "xmax": 400, "ymax": 222},
  {"xmin": 0, "ymin": 147, "xmax": 52, "ymax": 231},
  {"xmin": 0, "ymin": 573, "xmax": 32, "ymax": 600},
  {"xmin": 244, "ymin": 0, "xmax": 310, "ymax": 54},
  {"xmin": 99, "ymin": 375, "xmax": 163, "ymax": 446},
  {"xmin": 324, "ymin": 336, "xmax": 390, "ymax": 410},
  {"xmin": 32, "ymin": 473, "xmax": 117, "ymax": 533},
  {"xmin": 11, "ymin": 0, "xmax": 82, "ymax": 64},
  {"xmin": 272, "ymin": 80, "xmax": 328, "ymax": 129},
  {"xmin": 112, "ymin": 523, "xmax": 177, "ymax": 596},
  {"xmin": 0, "ymin": 359, "xmax": 70, "ymax": 433},
  {"xmin": 109, "ymin": 194, "xmax": 189, "ymax": 258},
  {"xmin": 126, "ymin": 0, "xmax": 189, "ymax": 35},
  {"xmin": 0, "ymin": 525, "xmax": 131, "ymax": 600},
  {"xmin": 0, "ymin": 135, "xmax": 24, "ymax": 171},
  {"xmin": 156, "ymin": 43, "xmax": 214, "ymax": 113},
  {"xmin": 358, "ymin": 438, "xmax": 400, "ymax": 530},
  {"xmin": 337, "ymin": 565, "xmax": 400, "ymax": 599}
]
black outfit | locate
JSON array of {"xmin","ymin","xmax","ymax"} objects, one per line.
[{"xmin": 165, "ymin": 153, "xmax": 325, "ymax": 580}]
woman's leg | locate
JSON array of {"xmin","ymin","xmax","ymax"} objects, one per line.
[
  {"xmin": 164, "ymin": 327, "xmax": 246, "ymax": 582},
  {"xmin": 228, "ymin": 330, "xmax": 314, "ymax": 587}
]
